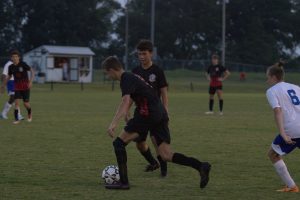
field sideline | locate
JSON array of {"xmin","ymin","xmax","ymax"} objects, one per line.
[{"xmin": 0, "ymin": 71, "xmax": 299, "ymax": 199}]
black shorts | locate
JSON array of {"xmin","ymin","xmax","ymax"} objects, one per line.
[
  {"xmin": 209, "ymin": 86, "xmax": 222, "ymax": 95},
  {"xmin": 125, "ymin": 114, "xmax": 171, "ymax": 146},
  {"xmin": 15, "ymin": 90, "xmax": 30, "ymax": 102}
]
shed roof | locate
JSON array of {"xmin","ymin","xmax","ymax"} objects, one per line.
[{"xmin": 25, "ymin": 45, "xmax": 95, "ymax": 56}]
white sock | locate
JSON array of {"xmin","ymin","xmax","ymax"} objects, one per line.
[
  {"xmin": 2, "ymin": 102, "xmax": 12, "ymax": 116},
  {"xmin": 18, "ymin": 107, "xmax": 22, "ymax": 117},
  {"xmin": 273, "ymin": 159, "xmax": 296, "ymax": 188}
]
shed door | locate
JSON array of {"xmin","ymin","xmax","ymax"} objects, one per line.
[{"xmin": 70, "ymin": 58, "xmax": 78, "ymax": 81}]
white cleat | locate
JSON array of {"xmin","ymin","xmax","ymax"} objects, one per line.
[
  {"xmin": 1, "ymin": 113, "xmax": 8, "ymax": 119},
  {"xmin": 205, "ymin": 111, "xmax": 214, "ymax": 115},
  {"xmin": 13, "ymin": 120, "xmax": 20, "ymax": 125},
  {"xmin": 18, "ymin": 115, "xmax": 25, "ymax": 120},
  {"xmin": 27, "ymin": 117, "xmax": 32, "ymax": 122},
  {"xmin": 219, "ymin": 112, "xmax": 223, "ymax": 116}
]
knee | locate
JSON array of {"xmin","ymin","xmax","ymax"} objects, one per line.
[
  {"xmin": 268, "ymin": 149, "xmax": 280, "ymax": 163},
  {"xmin": 136, "ymin": 142, "xmax": 148, "ymax": 152},
  {"xmin": 158, "ymin": 148, "xmax": 173, "ymax": 162}
]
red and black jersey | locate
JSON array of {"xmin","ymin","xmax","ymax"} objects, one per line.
[
  {"xmin": 8, "ymin": 61, "xmax": 31, "ymax": 91},
  {"xmin": 132, "ymin": 64, "xmax": 168, "ymax": 97},
  {"xmin": 120, "ymin": 72, "xmax": 164, "ymax": 118},
  {"xmin": 207, "ymin": 64, "xmax": 227, "ymax": 87}
]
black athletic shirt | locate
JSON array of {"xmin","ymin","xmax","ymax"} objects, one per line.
[
  {"xmin": 120, "ymin": 72, "xmax": 163, "ymax": 119},
  {"xmin": 8, "ymin": 61, "xmax": 31, "ymax": 90},
  {"xmin": 132, "ymin": 64, "xmax": 168, "ymax": 97},
  {"xmin": 206, "ymin": 64, "xmax": 227, "ymax": 87}
]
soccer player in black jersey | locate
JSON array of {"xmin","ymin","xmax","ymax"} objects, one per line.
[
  {"xmin": 205, "ymin": 54, "xmax": 230, "ymax": 115},
  {"xmin": 1, "ymin": 50, "xmax": 35, "ymax": 124},
  {"xmin": 131, "ymin": 40, "xmax": 168, "ymax": 176},
  {"xmin": 102, "ymin": 56, "xmax": 211, "ymax": 190}
]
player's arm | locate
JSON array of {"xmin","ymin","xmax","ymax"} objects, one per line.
[
  {"xmin": 28, "ymin": 67, "xmax": 35, "ymax": 88},
  {"xmin": 107, "ymin": 95, "xmax": 132, "ymax": 138},
  {"xmin": 160, "ymin": 87, "xmax": 168, "ymax": 112},
  {"xmin": 124, "ymin": 98, "xmax": 133, "ymax": 122},
  {"xmin": 273, "ymin": 107, "xmax": 296, "ymax": 145},
  {"xmin": 220, "ymin": 70, "xmax": 230, "ymax": 81}
]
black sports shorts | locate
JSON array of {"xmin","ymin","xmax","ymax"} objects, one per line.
[
  {"xmin": 209, "ymin": 86, "xmax": 222, "ymax": 95},
  {"xmin": 125, "ymin": 114, "xmax": 171, "ymax": 146},
  {"xmin": 15, "ymin": 90, "xmax": 30, "ymax": 102}
]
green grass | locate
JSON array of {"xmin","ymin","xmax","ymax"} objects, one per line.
[{"xmin": 0, "ymin": 70, "xmax": 300, "ymax": 199}]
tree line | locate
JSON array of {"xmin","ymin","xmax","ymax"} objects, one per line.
[{"xmin": 1, "ymin": 0, "xmax": 300, "ymax": 66}]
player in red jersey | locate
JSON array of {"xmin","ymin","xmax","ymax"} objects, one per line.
[
  {"xmin": 1, "ymin": 50, "xmax": 35, "ymax": 124},
  {"xmin": 205, "ymin": 54, "xmax": 230, "ymax": 115}
]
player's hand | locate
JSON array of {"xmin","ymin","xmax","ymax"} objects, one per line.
[
  {"xmin": 207, "ymin": 77, "xmax": 211, "ymax": 81},
  {"xmin": 218, "ymin": 78, "xmax": 224, "ymax": 82},
  {"xmin": 283, "ymin": 135, "xmax": 296, "ymax": 145},
  {"xmin": 107, "ymin": 123, "xmax": 117, "ymax": 138}
]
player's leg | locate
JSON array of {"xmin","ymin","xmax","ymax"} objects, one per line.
[
  {"xmin": 157, "ymin": 142, "xmax": 211, "ymax": 189},
  {"xmin": 1, "ymin": 80, "xmax": 15, "ymax": 119},
  {"xmin": 13, "ymin": 99, "xmax": 20, "ymax": 124},
  {"xmin": 107, "ymin": 130, "xmax": 139, "ymax": 189},
  {"xmin": 135, "ymin": 133, "xmax": 159, "ymax": 172},
  {"xmin": 268, "ymin": 135, "xmax": 299, "ymax": 192},
  {"xmin": 205, "ymin": 87, "xmax": 215, "ymax": 114},
  {"xmin": 22, "ymin": 90, "xmax": 32, "ymax": 122},
  {"xmin": 216, "ymin": 88, "xmax": 223, "ymax": 115},
  {"xmin": 150, "ymin": 135, "xmax": 167, "ymax": 177},
  {"xmin": 153, "ymin": 119, "xmax": 211, "ymax": 188}
]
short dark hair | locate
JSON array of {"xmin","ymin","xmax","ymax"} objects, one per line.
[
  {"xmin": 101, "ymin": 56, "xmax": 123, "ymax": 71},
  {"xmin": 267, "ymin": 60, "xmax": 285, "ymax": 81},
  {"xmin": 10, "ymin": 50, "xmax": 20, "ymax": 56},
  {"xmin": 136, "ymin": 39, "xmax": 153, "ymax": 52},
  {"xmin": 211, "ymin": 54, "xmax": 219, "ymax": 60}
]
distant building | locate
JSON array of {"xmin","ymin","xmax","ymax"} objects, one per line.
[{"xmin": 23, "ymin": 45, "xmax": 95, "ymax": 83}]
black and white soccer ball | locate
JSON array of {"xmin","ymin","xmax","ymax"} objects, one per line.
[{"xmin": 101, "ymin": 165, "xmax": 120, "ymax": 184}]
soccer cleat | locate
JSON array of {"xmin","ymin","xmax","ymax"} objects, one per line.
[
  {"xmin": 105, "ymin": 182, "xmax": 130, "ymax": 190},
  {"xmin": 205, "ymin": 111, "xmax": 214, "ymax": 115},
  {"xmin": 13, "ymin": 120, "xmax": 20, "ymax": 125},
  {"xmin": 219, "ymin": 112, "xmax": 223, "ymax": 116},
  {"xmin": 18, "ymin": 115, "xmax": 25, "ymax": 120},
  {"xmin": 199, "ymin": 162, "xmax": 211, "ymax": 189},
  {"xmin": 0, "ymin": 114, "xmax": 8, "ymax": 119},
  {"xmin": 144, "ymin": 163, "xmax": 160, "ymax": 172},
  {"xmin": 276, "ymin": 185, "xmax": 299, "ymax": 193},
  {"xmin": 27, "ymin": 114, "xmax": 32, "ymax": 122}
]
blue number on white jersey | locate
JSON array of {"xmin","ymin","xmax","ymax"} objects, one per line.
[{"xmin": 287, "ymin": 89, "xmax": 300, "ymax": 105}]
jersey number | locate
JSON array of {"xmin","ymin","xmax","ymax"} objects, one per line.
[{"xmin": 287, "ymin": 90, "xmax": 300, "ymax": 105}]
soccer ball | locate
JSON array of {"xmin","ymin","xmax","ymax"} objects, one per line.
[{"xmin": 101, "ymin": 165, "xmax": 120, "ymax": 184}]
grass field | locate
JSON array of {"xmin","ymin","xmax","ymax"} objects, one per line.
[{"xmin": 0, "ymin": 71, "xmax": 299, "ymax": 200}]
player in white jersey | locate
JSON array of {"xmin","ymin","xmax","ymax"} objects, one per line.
[
  {"xmin": 1, "ymin": 60, "xmax": 23, "ymax": 119},
  {"xmin": 266, "ymin": 61, "xmax": 300, "ymax": 193}
]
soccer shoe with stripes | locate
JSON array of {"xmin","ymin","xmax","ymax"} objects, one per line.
[
  {"xmin": 199, "ymin": 162, "xmax": 211, "ymax": 189},
  {"xmin": 13, "ymin": 120, "xmax": 20, "ymax": 125},
  {"xmin": 105, "ymin": 182, "xmax": 130, "ymax": 190},
  {"xmin": 276, "ymin": 185, "xmax": 299, "ymax": 192}
]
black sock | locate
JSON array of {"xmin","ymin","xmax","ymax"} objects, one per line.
[
  {"xmin": 141, "ymin": 148, "xmax": 157, "ymax": 166},
  {"xmin": 157, "ymin": 155, "xmax": 167, "ymax": 171},
  {"xmin": 113, "ymin": 137, "xmax": 128, "ymax": 184},
  {"xmin": 219, "ymin": 100, "xmax": 223, "ymax": 112},
  {"xmin": 27, "ymin": 107, "xmax": 32, "ymax": 116},
  {"xmin": 209, "ymin": 99, "xmax": 214, "ymax": 111},
  {"xmin": 14, "ymin": 109, "xmax": 18, "ymax": 121},
  {"xmin": 172, "ymin": 153, "xmax": 202, "ymax": 171}
]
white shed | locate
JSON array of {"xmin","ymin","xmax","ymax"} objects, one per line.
[{"xmin": 23, "ymin": 45, "xmax": 95, "ymax": 83}]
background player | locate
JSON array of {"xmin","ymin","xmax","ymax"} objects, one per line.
[
  {"xmin": 1, "ymin": 50, "xmax": 35, "ymax": 124},
  {"xmin": 1, "ymin": 59, "xmax": 23, "ymax": 120},
  {"xmin": 205, "ymin": 54, "xmax": 230, "ymax": 115},
  {"xmin": 131, "ymin": 39, "xmax": 168, "ymax": 176},
  {"xmin": 102, "ymin": 56, "xmax": 211, "ymax": 190},
  {"xmin": 266, "ymin": 61, "xmax": 299, "ymax": 193}
]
